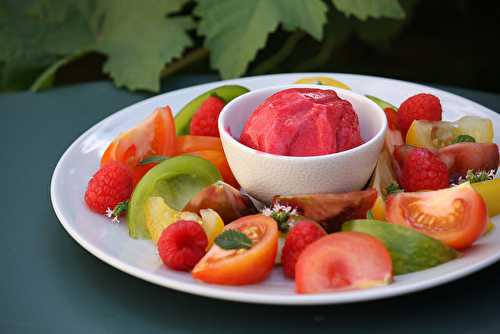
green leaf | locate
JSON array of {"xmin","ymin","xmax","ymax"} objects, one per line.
[
  {"xmin": 195, "ymin": 0, "xmax": 328, "ymax": 78},
  {"xmin": 138, "ymin": 155, "xmax": 169, "ymax": 165},
  {"xmin": 0, "ymin": 1, "xmax": 94, "ymax": 90},
  {"xmin": 384, "ymin": 182, "xmax": 404, "ymax": 197},
  {"xmin": 452, "ymin": 134, "xmax": 476, "ymax": 144},
  {"xmin": 332, "ymin": 0, "xmax": 405, "ymax": 21},
  {"xmin": 214, "ymin": 230, "xmax": 253, "ymax": 250},
  {"xmin": 94, "ymin": 0, "xmax": 194, "ymax": 91}
]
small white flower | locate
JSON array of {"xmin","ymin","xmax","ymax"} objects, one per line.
[
  {"xmin": 105, "ymin": 208, "xmax": 114, "ymax": 218},
  {"xmin": 261, "ymin": 207, "xmax": 273, "ymax": 216},
  {"xmin": 261, "ymin": 203, "xmax": 298, "ymax": 216}
]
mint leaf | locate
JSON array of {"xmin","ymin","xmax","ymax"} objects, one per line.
[
  {"xmin": 138, "ymin": 156, "xmax": 169, "ymax": 165},
  {"xmin": 195, "ymin": 0, "xmax": 328, "ymax": 78},
  {"xmin": 452, "ymin": 134, "xmax": 476, "ymax": 144},
  {"xmin": 94, "ymin": 0, "xmax": 194, "ymax": 91},
  {"xmin": 214, "ymin": 230, "xmax": 252, "ymax": 250},
  {"xmin": 384, "ymin": 182, "xmax": 404, "ymax": 198},
  {"xmin": 332, "ymin": 0, "xmax": 405, "ymax": 21}
]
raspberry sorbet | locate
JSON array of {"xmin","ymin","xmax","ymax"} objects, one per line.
[{"xmin": 239, "ymin": 88, "xmax": 363, "ymax": 156}]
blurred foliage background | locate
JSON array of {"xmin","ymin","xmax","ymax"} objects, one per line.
[{"xmin": 1, "ymin": 0, "xmax": 499, "ymax": 93}]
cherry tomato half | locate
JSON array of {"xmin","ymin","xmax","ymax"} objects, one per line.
[{"xmin": 192, "ymin": 214, "xmax": 278, "ymax": 285}]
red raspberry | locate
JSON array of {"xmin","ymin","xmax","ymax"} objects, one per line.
[
  {"xmin": 84, "ymin": 162, "xmax": 133, "ymax": 214},
  {"xmin": 397, "ymin": 93, "xmax": 442, "ymax": 136},
  {"xmin": 189, "ymin": 95, "xmax": 225, "ymax": 137},
  {"xmin": 398, "ymin": 147, "xmax": 449, "ymax": 192},
  {"xmin": 281, "ymin": 220, "xmax": 326, "ymax": 279},
  {"xmin": 158, "ymin": 220, "xmax": 208, "ymax": 271}
]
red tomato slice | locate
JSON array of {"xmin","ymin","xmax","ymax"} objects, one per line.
[
  {"xmin": 438, "ymin": 142, "xmax": 499, "ymax": 179},
  {"xmin": 100, "ymin": 106, "xmax": 176, "ymax": 184},
  {"xmin": 187, "ymin": 150, "xmax": 239, "ymax": 188},
  {"xmin": 176, "ymin": 135, "xmax": 223, "ymax": 153},
  {"xmin": 192, "ymin": 215, "xmax": 278, "ymax": 285},
  {"xmin": 295, "ymin": 232, "xmax": 392, "ymax": 294},
  {"xmin": 386, "ymin": 184, "xmax": 488, "ymax": 249}
]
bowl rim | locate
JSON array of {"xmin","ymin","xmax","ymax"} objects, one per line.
[{"xmin": 218, "ymin": 84, "xmax": 388, "ymax": 161}]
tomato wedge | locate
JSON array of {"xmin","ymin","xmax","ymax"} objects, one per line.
[
  {"xmin": 386, "ymin": 184, "xmax": 488, "ymax": 249},
  {"xmin": 295, "ymin": 232, "xmax": 392, "ymax": 294},
  {"xmin": 101, "ymin": 106, "xmax": 177, "ymax": 184},
  {"xmin": 176, "ymin": 135, "xmax": 223, "ymax": 153},
  {"xmin": 187, "ymin": 150, "xmax": 239, "ymax": 188},
  {"xmin": 192, "ymin": 215, "xmax": 278, "ymax": 285}
]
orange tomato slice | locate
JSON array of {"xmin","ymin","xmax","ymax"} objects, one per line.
[
  {"xmin": 192, "ymin": 215, "xmax": 278, "ymax": 285},
  {"xmin": 187, "ymin": 150, "xmax": 239, "ymax": 188},
  {"xmin": 386, "ymin": 184, "xmax": 488, "ymax": 249},
  {"xmin": 101, "ymin": 106, "xmax": 176, "ymax": 184},
  {"xmin": 176, "ymin": 135, "xmax": 223, "ymax": 153}
]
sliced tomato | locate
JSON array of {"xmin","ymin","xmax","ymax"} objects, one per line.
[
  {"xmin": 386, "ymin": 184, "xmax": 488, "ymax": 249},
  {"xmin": 295, "ymin": 232, "xmax": 392, "ymax": 294},
  {"xmin": 192, "ymin": 215, "xmax": 278, "ymax": 285},
  {"xmin": 273, "ymin": 189, "xmax": 377, "ymax": 232},
  {"xmin": 100, "ymin": 106, "xmax": 177, "ymax": 184},
  {"xmin": 176, "ymin": 135, "xmax": 223, "ymax": 154},
  {"xmin": 438, "ymin": 142, "xmax": 499, "ymax": 179},
  {"xmin": 187, "ymin": 150, "xmax": 239, "ymax": 188}
]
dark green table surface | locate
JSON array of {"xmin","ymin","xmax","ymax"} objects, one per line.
[{"xmin": 1, "ymin": 75, "xmax": 499, "ymax": 334}]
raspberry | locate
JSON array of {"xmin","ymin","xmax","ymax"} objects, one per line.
[
  {"xmin": 281, "ymin": 220, "xmax": 326, "ymax": 279},
  {"xmin": 397, "ymin": 147, "xmax": 449, "ymax": 192},
  {"xmin": 158, "ymin": 220, "xmax": 208, "ymax": 271},
  {"xmin": 397, "ymin": 93, "xmax": 442, "ymax": 136},
  {"xmin": 84, "ymin": 162, "xmax": 133, "ymax": 214},
  {"xmin": 189, "ymin": 96, "xmax": 225, "ymax": 137}
]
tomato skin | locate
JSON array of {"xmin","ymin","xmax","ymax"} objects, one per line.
[
  {"xmin": 192, "ymin": 215, "xmax": 278, "ymax": 285},
  {"xmin": 386, "ymin": 185, "xmax": 488, "ymax": 249},
  {"xmin": 176, "ymin": 135, "xmax": 223, "ymax": 153},
  {"xmin": 438, "ymin": 143, "xmax": 499, "ymax": 179},
  {"xmin": 295, "ymin": 232, "xmax": 392, "ymax": 294},
  {"xmin": 187, "ymin": 150, "xmax": 239, "ymax": 188},
  {"xmin": 100, "ymin": 106, "xmax": 177, "ymax": 185}
]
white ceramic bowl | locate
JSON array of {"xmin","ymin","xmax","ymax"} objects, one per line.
[{"xmin": 218, "ymin": 84, "xmax": 388, "ymax": 203}]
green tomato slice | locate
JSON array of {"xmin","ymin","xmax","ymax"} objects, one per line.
[
  {"xmin": 365, "ymin": 95, "xmax": 397, "ymax": 110},
  {"xmin": 175, "ymin": 85, "xmax": 250, "ymax": 135},
  {"xmin": 127, "ymin": 155, "xmax": 222, "ymax": 239},
  {"xmin": 342, "ymin": 219, "xmax": 460, "ymax": 275}
]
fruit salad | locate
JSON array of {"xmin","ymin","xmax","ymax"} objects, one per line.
[{"xmin": 83, "ymin": 77, "xmax": 500, "ymax": 295}]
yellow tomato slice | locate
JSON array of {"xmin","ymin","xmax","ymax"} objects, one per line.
[
  {"xmin": 294, "ymin": 76, "xmax": 351, "ymax": 90},
  {"xmin": 199, "ymin": 208, "xmax": 225, "ymax": 249}
]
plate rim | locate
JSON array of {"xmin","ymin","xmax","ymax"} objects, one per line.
[{"xmin": 50, "ymin": 72, "xmax": 500, "ymax": 305}]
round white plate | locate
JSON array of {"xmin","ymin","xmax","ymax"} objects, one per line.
[{"xmin": 51, "ymin": 73, "xmax": 500, "ymax": 305}]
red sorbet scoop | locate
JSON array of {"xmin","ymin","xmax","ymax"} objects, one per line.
[{"xmin": 239, "ymin": 88, "xmax": 362, "ymax": 157}]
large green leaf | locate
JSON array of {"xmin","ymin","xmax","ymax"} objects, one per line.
[
  {"xmin": 195, "ymin": 0, "xmax": 328, "ymax": 78},
  {"xmin": 0, "ymin": 0, "xmax": 193, "ymax": 92},
  {"xmin": 332, "ymin": 0, "xmax": 405, "ymax": 21},
  {"xmin": 94, "ymin": 0, "xmax": 194, "ymax": 91},
  {"xmin": 0, "ymin": 0, "xmax": 94, "ymax": 90}
]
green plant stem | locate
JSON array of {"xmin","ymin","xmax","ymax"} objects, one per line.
[
  {"xmin": 160, "ymin": 47, "xmax": 209, "ymax": 78},
  {"xmin": 251, "ymin": 31, "xmax": 305, "ymax": 75}
]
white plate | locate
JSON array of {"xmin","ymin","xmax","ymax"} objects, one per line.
[{"xmin": 51, "ymin": 73, "xmax": 500, "ymax": 305}]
